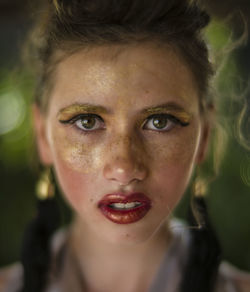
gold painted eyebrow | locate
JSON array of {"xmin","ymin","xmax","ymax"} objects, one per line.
[
  {"xmin": 143, "ymin": 103, "xmax": 188, "ymax": 114},
  {"xmin": 142, "ymin": 103, "xmax": 192, "ymax": 123},
  {"xmin": 57, "ymin": 103, "xmax": 109, "ymax": 120},
  {"xmin": 57, "ymin": 102, "xmax": 192, "ymax": 125}
]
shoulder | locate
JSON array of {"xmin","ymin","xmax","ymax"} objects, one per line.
[
  {"xmin": 0, "ymin": 263, "xmax": 23, "ymax": 292},
  {"xmin": 217, "ymin": 261, "xmax": 250, "ymax": 292},
  {"xmin": 170, "ymin": 218, "xmax": 250, "ymax": 292},
  {"xmin": 0, "ymin": 228, "xmax": 67, "ymax": 292}
]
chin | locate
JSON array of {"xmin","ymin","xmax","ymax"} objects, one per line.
[{"xmin": 95, "ymin": 217, "xmax": 168, "ymax": 246}]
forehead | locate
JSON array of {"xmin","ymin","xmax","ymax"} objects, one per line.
[{"xmin": 49, "ymin": 43, "xmax": 199, "ymax": 110}]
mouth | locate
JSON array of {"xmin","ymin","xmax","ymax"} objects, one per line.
[{"xmin": 98, "ymin": 193, "xmax": 151, "ymax": 224}]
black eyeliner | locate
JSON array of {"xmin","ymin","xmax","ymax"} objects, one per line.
[
  {"xmin": 145, "ymin": 113, "xmax": 190, "ymax": 127},
  {"xmin": 59, "ymin": 113, "xmax": 104, "ymax": 124}
]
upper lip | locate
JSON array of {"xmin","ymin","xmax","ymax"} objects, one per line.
[{"xmin": 98, "ymin": 192, "xmax": 151, "ymax": 207}]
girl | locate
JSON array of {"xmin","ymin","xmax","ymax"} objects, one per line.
[{"xmin": 1, "ymin": 0, "xmax": 250, "ymax": 291}]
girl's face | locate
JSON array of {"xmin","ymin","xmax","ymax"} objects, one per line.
[{"xmin": 34, "ymin": 43, "xmax": 209, "ymax": 244}]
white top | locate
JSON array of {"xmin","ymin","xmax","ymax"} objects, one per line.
[{"xmin": 1, "ymin": 219, "xmax": 250, "ymax": 292}]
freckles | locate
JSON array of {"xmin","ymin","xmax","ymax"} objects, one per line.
[
  {"xmin": 147, "ymin": 131, "xmax": 201, "ymax": 208},
  {"xmin": 148, "ymin": 138, "xmax": 193, "ymax": 167},
  {"xmin": 147, "ymin": 127, "xmax": 200, "ymax": 169}
]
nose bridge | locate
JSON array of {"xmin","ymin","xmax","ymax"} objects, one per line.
[
  {"xmin": 103, "ymin": 130, "xmax": 148, "ymax": 184},
  {"xmin": 116, "ymin": 133, "xmax": 134, "ymax": 155},
  {"xmin": 113, "ymin": 132, "xmax": 142, "ymax": 164}
]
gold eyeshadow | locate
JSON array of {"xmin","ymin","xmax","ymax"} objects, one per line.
[
  {"xmin": 57, "ymin": 104, "xmax": 108, "ymax": 121},
  {"xmin": 57, "ymin": 102, "xmax": 192, "ymax": 128},
  {"xmin": 143, "ymin": 104, "xmax": 192, "ymax": 125}
]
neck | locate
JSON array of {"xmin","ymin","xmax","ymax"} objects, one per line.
[{"xmin": 68, "ymin": 216, "xmax": 172, "ymax": 292}]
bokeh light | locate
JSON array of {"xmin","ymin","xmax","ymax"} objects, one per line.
[{"xmin": 0, "ymin": 90, "xmax": 26, "ymax": 135}]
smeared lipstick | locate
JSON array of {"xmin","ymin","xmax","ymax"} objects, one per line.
[{"xmin": 98, "ymin": 193, "xmax": 151, "ymax": 224}]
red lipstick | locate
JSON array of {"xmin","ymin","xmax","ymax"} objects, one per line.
[{"xmin": 98, "ymin": 193, "xmax": 151, "ymax": 224}]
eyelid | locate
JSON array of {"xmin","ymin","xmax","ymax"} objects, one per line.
[
  {"xmin": 59, "ymin": 113, "xmax": 104, "ymax": 124},
  {"xmin": 142, "ymin": 113, "xmax": 190, "ymax": 129}
]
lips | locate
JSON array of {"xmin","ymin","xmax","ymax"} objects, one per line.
[{"xmin": 98, "ymin": 193, "xmax": 151, "ymax": 224}]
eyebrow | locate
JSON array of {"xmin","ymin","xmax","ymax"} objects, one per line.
[
  {"xmin": 142, "ymin": 103, "xmax": 192, "ymax": 122},
  {"xmin": 142, "ymin": 103, "xmax": 191, "ymax": 114},
  {"xmin": 57, "ymin": 103, "xmax": 109, "ymax": 118},
  {"xmin": 57, "ymin": 102, "xmax": 192, "ymax": 123},
  {"xmin": 142, "ymin": 103, "xmax": 187, "ymax": 113}
]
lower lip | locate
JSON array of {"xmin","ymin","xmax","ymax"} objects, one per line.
[{"xmin": 98, "ymin": 194, "xmax": 151, "ymax": 224}]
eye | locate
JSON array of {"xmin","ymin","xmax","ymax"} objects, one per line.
[
  {"xmin": 143, "ymin": 114, "xmax": 184, "ymax": 132},
  {"xmin": 75, "ymin": 115, "xmax": 104, "ymax": 131},
  {"xmin": 59, "ymin": 114, "xmax": 105, "ymax": 132}
]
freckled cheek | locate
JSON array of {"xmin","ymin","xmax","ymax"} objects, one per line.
[
  {"xmin": 51, "ymin": 130, "xmax": 106, "ymax": 174},
  {"xmin": 149, "ymin": 162, "xmax": 193, "ymax": 217},
  {"xmin": 49, "ymin": 132, "xmax": 106, "ymax": 209},
  {"xmin": 147, "ymin": 133, "xmax": 199, "ymax": 168},
  {"xmin": 146, "ymin": 133, "xmax": 199, "ymax": 209},
  {"xmin": 53, "ymin": 159, "xmax": 94, "ymax": 210}
]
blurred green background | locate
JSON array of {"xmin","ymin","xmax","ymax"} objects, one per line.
[{"xmin": 0, "ymin": 0, "xmax": 250, "ymax": 271}]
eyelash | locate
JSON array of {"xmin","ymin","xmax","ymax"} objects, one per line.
[
  {"xmin": 59, "ymin": 113, "xmax": 189, "ymax": 133},
  {"xmin": 142, "ymin": 114, "xmax": 189, "ymax": 132},
  {"xmin": 59, "ymin": 114, "xmax": 105, "ymax": 133}
]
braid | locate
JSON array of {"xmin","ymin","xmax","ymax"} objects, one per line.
[
  {"xmin": 180, "ymin": 197, "xmax": 221, "ymax": 292},
  {"xmin": 19, "ymin": 198, "xmax": 60, "ymax": 292}
]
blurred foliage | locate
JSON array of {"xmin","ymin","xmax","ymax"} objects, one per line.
[
  {"xmin": 0, "ymin": 19, "xmax": 250, "ymax": 272},
  {"xmin": 176, "ymin": 20, "xmax": 250, "ymax": 271},
  {"xmin": 0, "ymin": 70, "xmax": 33, "ymax": 167}
]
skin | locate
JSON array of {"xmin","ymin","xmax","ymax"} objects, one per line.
[{"xmin": 33, "ymin": 43, "xmax": 210, "ymax": 292}]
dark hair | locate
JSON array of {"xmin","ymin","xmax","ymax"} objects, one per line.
[
  {"xmin": 20, "ymin": 0, "xmax": 221, "ymax": 291},
  {"xmin": 180, "ymin": 196, "xmax": 221, "ymax": 292},
  {"xmin": 20, "ymin": 198, "xmax": 60, "ymax": 292},
  {"xmin": 26, "ymin": 0, "xmax": 213, "ymax": 112}
]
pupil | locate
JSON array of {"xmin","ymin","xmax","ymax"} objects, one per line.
[
  {"xmin": 153, "ymin": 117, "xmax": 167, "ymax": 129},
  {"xmin": 81, "ymin": 117, "xmax": 95, "ymax": 129}
]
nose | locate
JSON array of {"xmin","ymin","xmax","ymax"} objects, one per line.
[{"xmin": 103, "ymin": 135, "xmax": 148, "ymax": 185}]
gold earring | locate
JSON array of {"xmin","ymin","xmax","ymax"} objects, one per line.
[
  {"xmin": 36, "ymin": 168, "xmax": 55, "ymax": 200},
  {"xmin": 191, "ymin": 174, "xmax": 208, "ymax": 229},
  {"xmin": 192, "ymin": 176, "xmax": 207, "ymax": 197}
]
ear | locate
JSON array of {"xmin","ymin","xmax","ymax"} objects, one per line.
[
  {"xmin": 32, "ymin": 104, "xmax": 53, "ymax": 165},
  {"xmin": 196, "ymin": 120, "xmax": 211, "ymax": 164}
]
